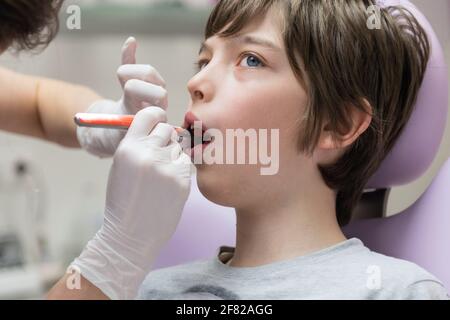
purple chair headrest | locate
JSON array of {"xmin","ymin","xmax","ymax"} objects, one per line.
[{"xmin": 367, "ymin": 0, "xmax": 449, "ymax": 189}]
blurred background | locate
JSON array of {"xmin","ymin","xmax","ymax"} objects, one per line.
[{"xmin": 0, "ymin": 0, "xmax": 448, "ymax": 298}]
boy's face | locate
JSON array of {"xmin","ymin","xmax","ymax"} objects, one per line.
[{"xmin": 186, "ymin": 8, "xmax": 319, "ymax": 210}]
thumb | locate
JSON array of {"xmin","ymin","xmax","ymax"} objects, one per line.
[{"xmin": 121, "ymin": 36, "xmax": 137, "ymax": 65}]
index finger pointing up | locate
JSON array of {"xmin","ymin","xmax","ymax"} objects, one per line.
[{"xmin": 121, "ymin": 36, "xmax": 137, "ymax": 65}]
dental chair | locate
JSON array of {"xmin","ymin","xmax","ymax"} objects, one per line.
[{"xmin": 153, "ymin": 0, "xmax": 450, "ymax": 291}]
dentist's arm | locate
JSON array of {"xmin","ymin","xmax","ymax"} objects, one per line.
[
  {"xmin": 47, "ymin": 274, "xmax": 108, "ymax": 300},
  {"xmin": 0, "ymin": 66, "xmax": 100, "ymax": 147},
  {"xmin": 47, "ymin": 107, "xmax": 192, "ymax": 299},
  {"xmin": 0, "ymin": 37, "xmax": 166, "ymax": 158}
]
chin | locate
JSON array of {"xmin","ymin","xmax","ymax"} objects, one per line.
[{"xmin": 195, "ymin": 163, "xmax": 241, "ymax": 208}]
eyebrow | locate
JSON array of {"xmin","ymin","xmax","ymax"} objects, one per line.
[{"xmin": 198, "ymin": 35, "xmax": 281, "ymax": 55}]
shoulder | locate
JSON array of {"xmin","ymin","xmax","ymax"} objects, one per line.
[
  {"xmin": 345, "ymin": 243, "xmax": 448, "ymax": 299},
  {"xmin": 372, "ymin": 253, "xmax": 448, "ymax": 299}
]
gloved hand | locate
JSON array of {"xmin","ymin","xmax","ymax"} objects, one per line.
[
  {"xmin": 77, "ymin": 37, "xmax": 168, "ymax": 158},
  {"xmin": 72, "ymin": 107, "xmax": 192, "ymax": 300}
]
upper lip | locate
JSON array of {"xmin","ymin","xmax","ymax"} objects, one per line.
[{"xmin": 183, "ymin": 111, "xmax": 208, "ymax": 132}]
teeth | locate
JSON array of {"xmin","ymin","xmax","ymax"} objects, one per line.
[
  {"xmin": 185, "ymin": 122, "xmax": 215, "ymax": 149},
  {"xmin": 186, "ymin": 126, "xmax": 214, "ymax": 149},
  {"xmin": 203, "ymin": 131, "xmax": 213, "ymax": 143}
]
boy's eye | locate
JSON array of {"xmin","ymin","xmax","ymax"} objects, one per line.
[
  {"xmin": 194, "ymin": 53, "xmax": 265, "ymax": 73},
  {"xmin": 195, "ymin": 59, "xmax": 209, "ymax": 72},
  {"xmin": 239, "ymin": 54, "xmax": 264, "ymax": 68}
]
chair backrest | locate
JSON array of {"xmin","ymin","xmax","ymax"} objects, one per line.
[{"xmin": 367, "ymin": 0, "xmax": 448, "ymax": 190}]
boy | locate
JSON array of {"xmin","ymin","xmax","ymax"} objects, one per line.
[{"xmin": 138, "ymin": 0, "xmax": 448, "ymax": 299}]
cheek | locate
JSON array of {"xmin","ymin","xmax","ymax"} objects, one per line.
[{"xmin": 224, "ymin": 84, "xmax": 306, "ymax": 142}]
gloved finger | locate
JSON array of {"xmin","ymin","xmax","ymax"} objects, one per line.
[
  {"xmin": 118, "ymin": 64, "xmax": 166, "ymax": 89},
  {"xmin": 121, "ymin": 36, "xmax": 137, "ymax": 65},
  {"xmin": 123, "ymin": 79, "xmax": 168, "ymax": 113},
  {"xmin": 178, "ymin": 151, "xmax": 193, "ymax": 166},
  {"xmin": 126, "ymin": 107, "xmax": 167, "ymax": 139},
  {"xmin": 167, "ymin": 141, "xmax": 192, "ymax": 163},
  {"xmin": 147, "ymin": 123, "xmax": 176, "ymax": 148}
]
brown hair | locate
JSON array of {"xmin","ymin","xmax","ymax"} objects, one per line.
[
  {"xmin": 205, "ymin": 0, "xmax": 430, "ymax": 226},
  {"xmin": 0, "ymin": 0, "xmax": 63, "ymax": 51}
]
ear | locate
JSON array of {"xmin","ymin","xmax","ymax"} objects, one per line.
[{"xmin": 318, "ymin": 99, "xmax": 373, "ymax": 150}]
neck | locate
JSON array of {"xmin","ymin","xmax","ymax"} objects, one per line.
[{"xmin": 230, "ymin": 185, "xmax": 346, "ymax": 267}]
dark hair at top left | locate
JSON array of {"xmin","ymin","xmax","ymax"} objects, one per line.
[{"xmin": 0, "ymin": 0, "xmax": 64, "ymax": 52}]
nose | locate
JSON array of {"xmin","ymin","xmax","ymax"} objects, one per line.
[{"xmin": 187, "ymin": 68, "xmax": 214, "ymax": 105}]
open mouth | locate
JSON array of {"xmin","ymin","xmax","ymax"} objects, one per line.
[
  {"xmin": 183, "ymin": 111, "xmax": 214, "ymax": 150},
  {"xmin": 185, "ymin": 126, "xmax": 216, "ymax": 150}
]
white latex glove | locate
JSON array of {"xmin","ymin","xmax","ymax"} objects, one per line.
[
  {"xmin": 72, "ymin": 107, "xmax": 192, "ymax": 300},
  {"xmin": 77, "ymin": 37, "xmax": 168, "ymax": 158}
]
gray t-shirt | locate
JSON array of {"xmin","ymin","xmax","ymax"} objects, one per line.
[{"xmin": 137, "ymin": 238, "xmax": 449, "ymax": 300}]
